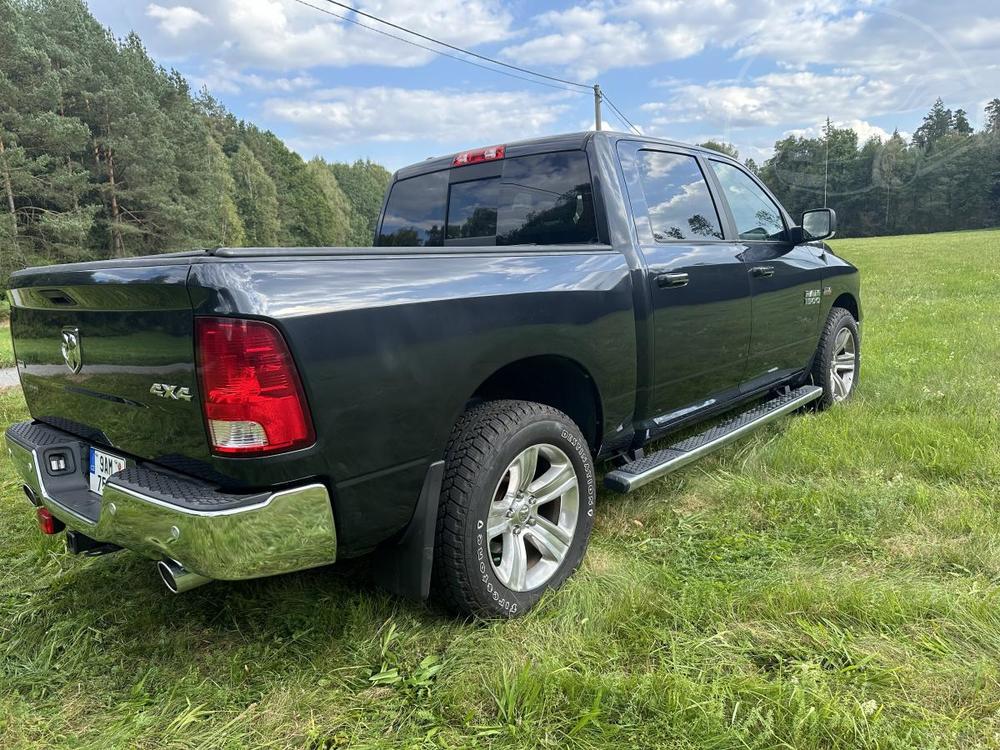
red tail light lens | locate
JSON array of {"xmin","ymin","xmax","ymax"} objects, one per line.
[
  {"xmin": 195, "ymin": 317, "xmax": 315, "ymax": 455},
  {"xmin": 37, "ymin": 507, "xmax": 64, "ymax": 535}
]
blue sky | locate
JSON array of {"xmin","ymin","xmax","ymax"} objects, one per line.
[{"xmin": 88, "ymin": 0, "xmax": 999, "ymax": 170}]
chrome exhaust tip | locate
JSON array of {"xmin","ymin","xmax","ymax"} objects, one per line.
[
  {"xmin": 157, "ymin": 559, "xmax": 212, "ymax": 594},
  {"xmin": 22, "ymin": 484, "xmax": 40, "ymax": 506}
]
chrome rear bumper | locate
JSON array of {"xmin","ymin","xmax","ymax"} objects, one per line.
[{"xmin": 6, "ymin": 420, "xmax": 337, "ymax": 582}]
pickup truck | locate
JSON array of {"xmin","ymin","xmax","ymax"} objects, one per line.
[{"xmin": 4, "ymin": 131, "xmax": 861, "ymax": 617}]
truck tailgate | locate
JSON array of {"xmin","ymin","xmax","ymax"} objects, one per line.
[{"xmin": 8, "ymin": 264, "xmax": 210, "ymax": 464}]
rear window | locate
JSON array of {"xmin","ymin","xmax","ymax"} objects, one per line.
[
  {"xmin": 376, "ymin": 151, "xmax": 598, "ymax": 247},
  {"xmin": 447, "ymin": 179, "xmax": 498, "ymax": 240}
]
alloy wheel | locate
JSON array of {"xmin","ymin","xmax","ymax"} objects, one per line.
[
  {"xmin": 829, "ymin": 326, "xmax": 857, "ymax": 401},
  {"xmin": 486, "ymin": 443, "xmax": 579, "ymax": 592}
]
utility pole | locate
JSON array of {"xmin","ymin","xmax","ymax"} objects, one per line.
[
  {"xmin": 823, "ymin": 116, "xmax": 830, "ymax": 208},
  {"xmin": 594, "ymin": 84, "xmax": 602, "ymax": 131}
]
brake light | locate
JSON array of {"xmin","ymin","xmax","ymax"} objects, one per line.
[
  {"xmin": 195, "ymin": 317, "xmax": 315, "ymax": 455},
  {"xmin": 453, "ymin": 144, "xmax": 505, "ymax": 166},
  {"xmin": 37, "ymin": 507, "xmax": 64, "ymax": 535}
]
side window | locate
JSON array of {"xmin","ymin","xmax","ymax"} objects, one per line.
[
  {"xmin": 497, "ymin": 152, "xmax": 597, "ymax": 245},
  {"xmin": 377, "ymin": 170, "xmax": 448, "ymax": 246},
  {"xmin": 709, "ymin": 161, "xmax": 786, "ymax": 241},
  {"xmin": 447, "ymin": 179, "xmax": 499, "ymax": 240},
  {"xmin": 635, "ymin": 151, "xmax": 723, "ymax": 241}
]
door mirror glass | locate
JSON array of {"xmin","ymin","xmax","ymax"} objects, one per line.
[{"xmin": 801, "ymin": 208, "xmax": 836, "ymax": 241}]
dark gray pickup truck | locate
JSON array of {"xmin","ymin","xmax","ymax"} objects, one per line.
[{"xmin": 4, "ymin": 131, "xmax": 860, "ymax": 617}]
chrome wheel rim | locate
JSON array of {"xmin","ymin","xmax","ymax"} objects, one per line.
[
  {"xmin": 486, "ymin": 443, "xmax": 579, "ymax": 592},
  {"xmin": 829, "ymin": 326, "xmax": 857, "ymax": 401}
]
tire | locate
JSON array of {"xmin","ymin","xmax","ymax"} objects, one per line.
[
  {"xmin": 433, "ymin": 400, "xmax": 596, "ymax": 618},
  {"xmin": 811, "ymin": 306, "xmax": 860, "ymax": 410}
]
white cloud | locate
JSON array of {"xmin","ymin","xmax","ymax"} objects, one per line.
[
  {"xmin": 191, "ymin": 64, "xmax": 318, "ymax": 95},
  {"xmin": 143, "ymin": 0, "xmax": 513, "ymax": 70},
  {"xmin": 500, "ymin": 0, "xmax": 764, "ymax": 79},
  {"xmin": 146, "ymin": 4, "xmax": 210, "ymax": 36},
  {"xmin": 643, "ymin": 71, "xmax": 908, "ymax": 131},
  {"xmin": 264, "ymin": 86, "xmax": 571, "ymax": 147}
]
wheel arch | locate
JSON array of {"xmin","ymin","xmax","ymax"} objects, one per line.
[
  {"xmin": 467, "ymin": 355, "xmax": 604, "ymax": 452},
  {"xmin": 832, "ymin": 291, "xmax": 860, "ymax": 322}
]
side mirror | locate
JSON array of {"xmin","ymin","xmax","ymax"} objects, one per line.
[{"xmin": 800, "ymin": 207, "xmax": 836, "ymax": 241}]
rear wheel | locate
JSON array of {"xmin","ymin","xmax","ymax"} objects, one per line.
[
  {"xmin": 811, "ymin": 306, "xmax": 860, "ymax": 409},
  {"xmin": 433, "ymin": 400, "xmax": 596, "ymax": 618}
]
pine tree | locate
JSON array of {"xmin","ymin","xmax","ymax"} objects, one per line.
[
  {"xmin": 913, "ymin": 98, "xmax": 953, "ymax": 149},
  {"xmin": 953, "ymin": 109, "xmax": 972, "ymax": 135},
  {"xmin": 985, "ymin": 99, "xmax": 1000, "ymax": 134}
]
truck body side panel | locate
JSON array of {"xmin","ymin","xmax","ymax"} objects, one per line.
[{"xmin": 187, "ymin": 249, "xmax": 636, "ymax": 553}]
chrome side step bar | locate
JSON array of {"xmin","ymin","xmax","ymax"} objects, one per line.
[{"xmin": 605, "ymin": 385, "xmax": 823, "ymax": 493}]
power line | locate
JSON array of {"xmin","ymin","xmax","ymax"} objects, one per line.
[
  {"xmin": 601, "ymin": 92, "xmax": 641, "ymax": 135},
  {"xmin": 290, "ymin": 0, "xmax": 585, "ymax": 94},
  {"xmin": 314, "ymin": 0, "xmax": 593, "ymax": 91},
  {"xmin": 288, "ymin": 0, "xmax": 645, "ymax": 133}
]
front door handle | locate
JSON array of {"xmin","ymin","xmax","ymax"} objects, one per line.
[
  {"xmin": 655, "ymin": 272, "xmax": 690, "ymax": 288},
  {"xmin": 750, "ymin": 265, "xmax": 775, "ymax": 278}
]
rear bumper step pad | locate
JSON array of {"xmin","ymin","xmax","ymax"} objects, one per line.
[{"xmin": 605, "ymin": 385, "xmax": 822, "ymax": 493}]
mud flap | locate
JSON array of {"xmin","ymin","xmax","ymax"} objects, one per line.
[{"xmin": 371, "ymin": 460, "xmax": 444, "ymax": 600}]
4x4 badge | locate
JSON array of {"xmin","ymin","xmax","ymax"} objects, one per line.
[
  {"xmin": 61, "ymin": 327, "xmax": 82, "ymax": 373},
  {"xmin": 150, "ymin": 383, "xmax": 192, "ymax": 401}
]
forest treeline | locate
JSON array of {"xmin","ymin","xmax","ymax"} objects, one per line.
[
  {"xmin": 0, "ymin": 0, "xmax": 391, "ymax": 281},
  {"xmin": 708, "ymin": 98, "xmax": 1000, "ymax": 237}
]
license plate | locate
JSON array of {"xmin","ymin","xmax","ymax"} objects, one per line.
[{"xmin": 89, "ymin": 448, "xmax": 127, "ymax": 495}]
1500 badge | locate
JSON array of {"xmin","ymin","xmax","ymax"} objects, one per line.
[
  {"xmin": 804, "ymin": 289, "xmax": 822, "ymax": 305},
  {"xmin": 149, "ymin": 383, "xmax": 192, "ymax": 401}
]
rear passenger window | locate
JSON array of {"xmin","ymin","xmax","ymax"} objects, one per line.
[
  {"xmin": 377, "ymin": 170, "xmax": 447, "ymax": 246},
  {"xmin": 497, "ymin": 152, "xmax": 597, "ymax": 245},
  {"xmin": 635, "ymin": 151, "xmax": 723, "ymax": 241}
]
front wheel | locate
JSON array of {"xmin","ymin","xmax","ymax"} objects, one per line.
[
  {"xmin": 433, "ymin": 400, "xmax": 596, "ymax": 618},
  {"xmin": 811, "ymin": 306, "xmax": 860, "ymax": 409}
]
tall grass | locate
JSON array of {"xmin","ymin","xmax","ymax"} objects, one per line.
[{"xmin": 0, "ymin": 229, "xmax": 998, "ymax": 748}]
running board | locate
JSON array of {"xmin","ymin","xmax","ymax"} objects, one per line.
[{"xmin": 604, "ymin": 385, "xmax": 823, "ymax": 493}]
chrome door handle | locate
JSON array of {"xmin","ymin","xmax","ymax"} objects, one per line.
[
  {"xmin": 655, "ymin": 272, "xmax": 690, "ymax": 288},
  {"xmin": 750, "ymin": 265, "xmax": 775, "ymax": 278}
]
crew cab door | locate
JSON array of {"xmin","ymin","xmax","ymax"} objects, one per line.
[
  {"xmin": 618, "ymin": 142, "xmax": 752, "ymax": 420},
  {"xmin": 706, "ymin": 160, "xmax": 826, "ymax": 391}
]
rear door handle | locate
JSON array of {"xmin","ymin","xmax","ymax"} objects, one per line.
[
  {"xmin": 655, "ymin": 272, "xmax": 690, "ymax": 288},
  {"xmin": 750, "ymin": 265, "xmax": 775, "ymax": 278}
]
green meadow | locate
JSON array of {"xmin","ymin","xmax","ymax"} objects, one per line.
[{"xmin": 0, "ymin": 229, "xmax": 998, "ymax": 748}]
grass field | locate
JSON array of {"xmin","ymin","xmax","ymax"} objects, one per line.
[{"xmin": 1, "ymin": 229, "xmax": 998, "ymax": 749}]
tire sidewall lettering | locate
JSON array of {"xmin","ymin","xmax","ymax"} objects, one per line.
[{"xmin": 468, "ymin": 415, "xmax": 596, "ymax": 616}]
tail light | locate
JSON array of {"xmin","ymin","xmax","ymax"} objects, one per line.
[
  {"xmin": 37, "ymin": 507, "xmax": 64, "ymax": 535},
  {"xmin": 195, "ymin": 317, "xmax": 315, "ymax": 455},
  {"xmin": 453, "ymin": 144, "xmax": 505, "ymax": 166}
]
